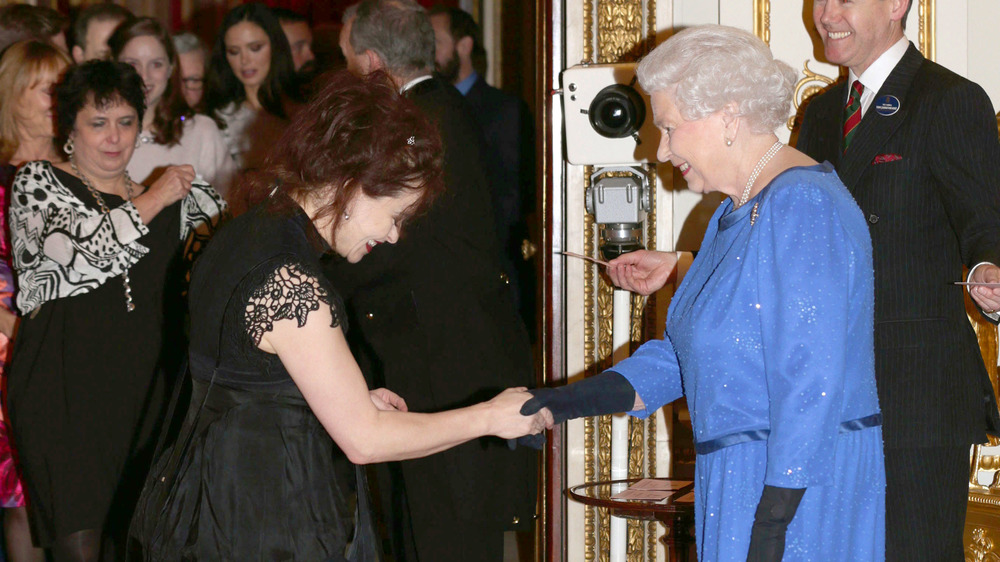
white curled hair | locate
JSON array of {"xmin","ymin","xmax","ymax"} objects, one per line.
[{"xmin": 636, "ymin": 25, "xmax": 797, "ymax": 134}]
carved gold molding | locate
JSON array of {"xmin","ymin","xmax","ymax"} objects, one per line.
[
  {"xmin": 598, "ymin": 411, "xmax": 611, "ymax": 562},
  {"xmin": 583, "ymin": 0, "xmax": 658, "ymax": 559},
  {"xmin": 918, "ymin": 0, "xmax": 935, "ymax": 61},
  {"xmin": 753, "ymin": 0, "xmax": 771, "ymax": 46},
  {"xmin": 967, "ymin": 526, "xmax": 1000, "ymax": 562},
  {"xmin": 583, "ymin": 0, "xmax": 595, "ymax": 63},
  {"xmin": 584, "ymin": 169, "xmax": 597, "ymax": 562},
  {"xmin": 597, "ymin": 0, "xmax": 645, "ymax": 63},
  {"xmin": 787, "ymin": 60, "xmax": 838, "ymax": 130}
]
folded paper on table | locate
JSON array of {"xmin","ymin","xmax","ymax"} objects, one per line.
[{"xmin": 610, "ymin": 479, "xmax": 693, "ymax": 501}]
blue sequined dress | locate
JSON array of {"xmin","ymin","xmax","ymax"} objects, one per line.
[{"xmin": 616, "ymin": 163, "xmax": 885, "ymax": 561}]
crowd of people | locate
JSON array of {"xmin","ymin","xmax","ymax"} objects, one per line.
[{"xmin": 0, "ymin": 0, "xmax": 998, "ymax": 561}]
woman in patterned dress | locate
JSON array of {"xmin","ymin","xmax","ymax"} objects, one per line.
[
  {"xmin": 5, "ymin": 60, "xmax": 225, "ymax": 561},
  {"xmin": 0, "ymin": 39, "xmax": 70, "ymax": 562}
]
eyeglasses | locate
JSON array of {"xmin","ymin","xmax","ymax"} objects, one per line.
[{"xmin": 182, "ymin": 77, "xmax": 204, "ymax": 89}]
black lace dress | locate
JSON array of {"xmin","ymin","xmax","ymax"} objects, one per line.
[{"xmin": 132, "ymin": 200, "xmax": 374, "ymax": 561}]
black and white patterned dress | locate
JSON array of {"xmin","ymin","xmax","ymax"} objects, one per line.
[{"xmin": 5, "ymin": 160, "xmax": 225, "ymax": 547}]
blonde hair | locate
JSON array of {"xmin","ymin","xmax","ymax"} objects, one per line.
[
  {"xmin": 0, "ymin": 40, "xmax": 71, "ymax": 162},
  {"xmin": 637, "ymin": 25, "xmax": 796, "ymax": 134}
]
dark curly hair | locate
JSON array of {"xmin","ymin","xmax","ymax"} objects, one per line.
[
  {"xmin": 55, "ymin": 59, "xmax": 145, "ymax": 146},
  {"xmin": 237, "ymin": 70, "xmax": 444, "ymax": 238},
  {"xmin": 204, "ymin": 3, "xmax": 300, "ymax": 124},
  {"xmin": 108, "ymin": 17, "xmax": 192, "ymax": 147}
]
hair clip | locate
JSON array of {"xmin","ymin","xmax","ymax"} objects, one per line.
[{"xmin": 407, "ymin": 135, "xmax": 416, "ymax": 146}]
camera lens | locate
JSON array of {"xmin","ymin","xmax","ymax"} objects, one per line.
[{"xmin": 588, "ymin": 84, "xmax": 646, "ymax": 139}]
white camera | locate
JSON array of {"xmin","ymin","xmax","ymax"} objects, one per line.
[{"xmin": 561, "ymin": 63, "xmax": 660, "ymax": 166}]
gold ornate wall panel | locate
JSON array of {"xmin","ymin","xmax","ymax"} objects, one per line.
[
  {"xmin": 580, "ymin": 2, "xmax": 663, "ymax": 561},
  {"xmin": 596, "ymin": 0, "xmax": 645, "ymax": 63}
]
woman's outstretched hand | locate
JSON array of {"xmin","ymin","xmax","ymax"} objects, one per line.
[
  {"xmin": 369, "ymin": 388, "xmax": 408, "ymax": 411},
  {"xmin": 485, "ymin": 387, "xmax": 554, "ymax": 439},
  {"xmin": 606, "ymin": 250, "xmax": 678, "ymax": 295}
]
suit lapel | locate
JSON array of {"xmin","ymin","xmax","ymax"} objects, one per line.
[{"xmin": 838, "ymin": 44, "xmax": 923, "ymax": 190}]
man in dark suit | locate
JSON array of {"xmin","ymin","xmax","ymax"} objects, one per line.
[
  {"xmin": 796, "ymin": 0, "xmax": 1000, "ymax": 559},
  {"xmin": 334, "ymin": 1, "xmax": 536, "ymax": 560},
  {"xmin": 428, "ymin": 6, "xmax": 536, "ymax": 338}
]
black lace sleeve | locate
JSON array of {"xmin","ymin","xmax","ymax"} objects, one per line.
[{"xmin": 243, "ymin": 260, "xmax": 343, "ymax": 347}]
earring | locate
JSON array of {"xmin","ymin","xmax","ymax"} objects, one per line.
[
  {"xmin": 343, "ymin": 212, "xmax": 350, "ymax": 220},
  {"xmin": 63, "ymin": 137, "xmax": 74, "ymax": 155},
  {"xmin": 725, "ymin": 138, "xmax": 733, "ymax": 147}
]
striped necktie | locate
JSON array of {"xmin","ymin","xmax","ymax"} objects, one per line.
[{"xmin": 843, "ymin": 80, "xmax": 864, "ymax": 152}]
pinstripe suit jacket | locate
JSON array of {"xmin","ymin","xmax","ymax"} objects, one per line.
[{"xmin": 796, "ymin": 43, "xmax": 1000, "ymax": 448}]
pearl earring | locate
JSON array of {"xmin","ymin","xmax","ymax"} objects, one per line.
[{"xmin": 725, "ymin": 138, "xmax": 733, "ymax": 147}]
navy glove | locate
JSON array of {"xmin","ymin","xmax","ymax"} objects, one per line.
[
  {"xmin": 746, "ymin": 485, "xmax": 805, "ymax": 562},
  {"xmin": 510, "ymin": 371, "xmax": 636, "ymax": 450}
]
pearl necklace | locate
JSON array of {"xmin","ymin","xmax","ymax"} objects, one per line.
[
  {"xmin": 69, "ymin": 155, "xmax": 138, "ymax": 312},
  {"xmin": 737, "ymin": 140, "xmax": 783, "ymax": 208}
]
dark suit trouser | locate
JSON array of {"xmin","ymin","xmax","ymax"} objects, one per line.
[{"xmin": 885, "ymin": 445, "xmax": 968, "ymax": 562}]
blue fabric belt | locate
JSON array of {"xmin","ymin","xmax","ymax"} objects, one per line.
[{"xmin": 694, "ymin": 412, "xmax": 882, "ymax": 455}]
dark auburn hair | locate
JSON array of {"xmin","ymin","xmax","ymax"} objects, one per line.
[
  {"xmin": 108, "ymin": 17, "xmax": 192, "ymax": 146},
  {"xmin": 237, "ymin": 70, "xmax": 444, "ymax": 237},
  {"xmin": 204, "ymin": 3, "xmax": 300, "ymax": 123},
  {"xmin": 55, "ymin": 59, "xmax": 145, "ymax": 145}
]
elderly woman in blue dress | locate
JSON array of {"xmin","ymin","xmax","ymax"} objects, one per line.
[{"xmin": 525, "ymin": 25, "xmax": 885, "ymax": 560}]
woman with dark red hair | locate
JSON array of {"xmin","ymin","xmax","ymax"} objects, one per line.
[{"xmin": 130, "ymin": 71, "xmax": 550, "ymax": 561}]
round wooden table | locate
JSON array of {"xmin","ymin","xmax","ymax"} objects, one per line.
[{"xmin": 566, "ymin": 478, "xmax": 696, "ymax": 562}]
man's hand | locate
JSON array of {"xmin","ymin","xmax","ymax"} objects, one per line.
[{"xmin": 969, "ymin": 263, "xmax": 1000, "ymax": 315}]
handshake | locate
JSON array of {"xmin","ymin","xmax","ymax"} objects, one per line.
[{"xmin": 505, "ymin": 371, "xmax": 637, "ymax": 449}]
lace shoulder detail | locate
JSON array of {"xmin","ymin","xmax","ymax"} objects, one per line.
[{"xmin": 244, "ymin": 260, "xmax": 341, "ymax": 346}]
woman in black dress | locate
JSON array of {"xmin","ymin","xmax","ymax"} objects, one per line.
[
  {"xmin": 6, "ymin": 60, "xmax": 225, "ymax": 561},
  {"xmin": 131, "ymin": 70, "xmax": 549, "ymax": 561}
]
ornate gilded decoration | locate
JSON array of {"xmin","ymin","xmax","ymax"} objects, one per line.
[
  {"xmin": 597, "ymin": 0, "xmax": 645, "ymax": 63},
  {"xmin": 918, "ymin": 0, "xmax": 935, "ymax": 61},
  {"xmin": 753, "ymin": 0, "xmax": 771, "ymax": 45},
  {"xmin": 583, "ymin": 0, "xmax": 659, "ymax": 559},
  {"xmin": 584, "ymin": 168, "xmax": 597, "ymax": 562},
  {"xmin": 598, "ymin": 412, "xmax": 612, "ymax": 562},
  {"xmin": 968, "ymin": 527, "xmax": 1000, "ymax": 562},
  {"xmin": 787, "ymin": 61, "xmax": 838, "ymax": 130}
]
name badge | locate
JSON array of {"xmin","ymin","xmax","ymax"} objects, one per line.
[{"xmin": 874, "ymin": 95, "xmax": 900, "ymax": 116}]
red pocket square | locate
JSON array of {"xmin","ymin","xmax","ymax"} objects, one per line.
[{"xmin": 872, "ymin": 153, "xmax": 903, "ymax": 164}]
